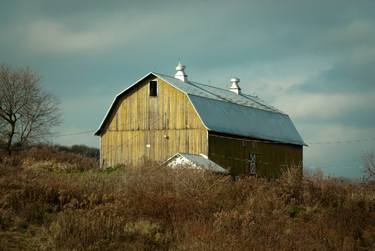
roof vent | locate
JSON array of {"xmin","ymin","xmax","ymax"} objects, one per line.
[
  {"xmin": 229, "ymin": 77, "xmax": 241, "ymax": 94},
  {"xmin": 175, "ymin": 62, "xmax": 188, "ymax": 82}
]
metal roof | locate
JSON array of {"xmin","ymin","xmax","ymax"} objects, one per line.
[
  {"xmin": 155, "ymin": 73, "xmax": 284, "ymax": 113},
  {"xmin": 164, "ymin": 153, "xmax": 228, "ymax": 173},
  {"xmin": 188, "ymin": 94, "xmax": 305, "ymax": 145},
  {"xmin": 95, "ymin": 72, "xmax": 305, "ymax": 146}
]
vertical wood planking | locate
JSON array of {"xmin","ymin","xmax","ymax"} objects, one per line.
[
  {"xmin": 208, "ymin": 133, "xmax": 303, "ymax": 177},
  {"xmin": 100, "ymin": 76, "xmax": 210, "ymax": 167}
]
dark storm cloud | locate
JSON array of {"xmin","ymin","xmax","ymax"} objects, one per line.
[
  {"xmin": 3, "ymin": 0, "xmax": 375, "ymax": 71},
  {"xmin": 1, "ymin": 0, "xmax": 375, "ymax": 177},
  {"xmin": 295, "ymin": 57, "xmax": 375, "ymax": 94},
  {"xmin": 296, "ymin": 107, "xmax": 375, "ymax": 130}
]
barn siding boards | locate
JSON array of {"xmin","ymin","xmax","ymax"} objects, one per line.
[
  {"xmin": 100, "ymin": 76, "xmax": 208, "ymax": 167},
  {"xmin": 101, "ymin": 129, "xmax": 207, "ymax": 167},
  {"xmin": 96, "ymin": 71, "xmax": 305, "ymax": 177},
  {"xmin": 208, "ymin": 132, "xmax": 302, "ymax": 178}
]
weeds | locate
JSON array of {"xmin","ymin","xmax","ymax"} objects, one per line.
[{"xmin": 0, "ymin": 149, "xmax": 375, "ymax": 250}]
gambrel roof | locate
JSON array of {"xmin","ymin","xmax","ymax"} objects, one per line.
[{"xmin": 95, "ymin": 72, "xmax": 305, "ymax": 146}]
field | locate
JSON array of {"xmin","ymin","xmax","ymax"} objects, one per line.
[{"xmin": 0, "ymin": 147, "xmax": 375, "ymax": 250}]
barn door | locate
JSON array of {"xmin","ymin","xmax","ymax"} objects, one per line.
[{"xmin": 248, "ymin": 153, "xmax": 257, "ymax": 176}]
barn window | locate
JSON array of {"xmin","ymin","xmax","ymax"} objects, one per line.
[
  {"xmin": 149, "ymin": 80, "xmax": 157, "ymax": 96},
  {"xmin": 249, "ymin": 153, "xmax": 257, "ymax": 176}
]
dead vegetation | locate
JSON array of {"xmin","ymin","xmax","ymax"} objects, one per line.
[{"xmin": 0, "ymin": 148, "xmax": 375, "ymax": 250}]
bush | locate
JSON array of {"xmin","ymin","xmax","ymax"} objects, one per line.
[{"xmin": 0, "ymin": 157, "xmax": 375, "ymax": 250}]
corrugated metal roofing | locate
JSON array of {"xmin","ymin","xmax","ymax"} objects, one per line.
[
  {"xmin": 164, "ymin": 153, "xmax": 228, "ymax": 173},
  {"xmin": 155, "ymin": 73, "xmax": 304, "ymax": 146},
  {"xmin": 95, "ymin": 72, "xmax": 305, "ymax": 146},
  {"xmin": 156, "ymin": 73, "xmax": 283, "ymax": 113},
  {"xmin": 188, "ymin": 95, "xmax": 304, "ymax": 145}
]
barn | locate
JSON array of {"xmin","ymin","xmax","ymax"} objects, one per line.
[{"xmin": 95, "ymin": 63, "xmax": 305, "ymax": 177}]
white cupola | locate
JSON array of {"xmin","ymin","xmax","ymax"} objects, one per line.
[
  {"xmin": 175, "ymin": 62, "xmax": 188, "ymax": 82},
  {"xmin": 229, "ymin": 77, "xmax": 241, "ymax": 94}
]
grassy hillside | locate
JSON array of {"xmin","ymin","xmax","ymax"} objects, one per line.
[{"xmin": 0, "ymin": 147, "xmax": 375, "ymax": 250}]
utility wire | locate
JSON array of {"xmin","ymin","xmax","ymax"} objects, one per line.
[
  {"xmin": 52, "ymin": 115, "xmax": 164, "ymax": 138},
  {"xmin": 51, "ymin": 114, "xmax": 375, "ymax": 147},
  {"xmin": 53, "ymin": 128, "xmax": 375, "ymax": 146},
  {"xmin": 307, "ymin": 137, "xmax": 375, "ymax": 145},
  {"xmin": 53, "ymin": 130, "xmax": 95, "ymax": 137}
]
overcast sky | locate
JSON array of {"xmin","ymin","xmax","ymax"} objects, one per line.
[{"xmin": 1, "ymin": 0, "xmax": 374, "ymax": 177}]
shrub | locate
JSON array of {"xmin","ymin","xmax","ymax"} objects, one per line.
[{"xmin": 1, "ymin": 156, "xmax": 375, "ymax": 250}]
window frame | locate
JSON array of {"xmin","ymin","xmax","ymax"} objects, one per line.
[{"xmin": 149, "ymin": 80, "xmax": 158, "ymax": 97}]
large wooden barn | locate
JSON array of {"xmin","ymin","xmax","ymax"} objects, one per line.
[{"xmin": 95, "ymin": 63, "xmax": 305, "ymax": 177}]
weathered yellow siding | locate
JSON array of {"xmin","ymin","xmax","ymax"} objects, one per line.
[
  {"xmin": 98, "ymin": 74, "xmax": 303, "ymax": 177},
  {"xmin": 208, "ymin": 133, "xmax": 303, "ymax": 178},
  {"xmin": 100, "ymin": 76, "xmax": 208, "ymax": 167}
]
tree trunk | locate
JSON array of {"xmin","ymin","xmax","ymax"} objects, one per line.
[{"xmin": 6, "ymin": 121, "xmax": 15, "ymax": 155}]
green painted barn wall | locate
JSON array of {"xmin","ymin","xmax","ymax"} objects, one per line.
[{"xmin": 208, "ymin": 132, "xmax": 303, "ymax": 178}]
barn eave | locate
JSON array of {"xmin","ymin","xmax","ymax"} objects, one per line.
[
  {"xmin": 94, "ymin": 72, "xmax": 305, "ymax": 146},
  {"xmin": 94, "ymin": 72, "xmax": 157, "ymax": 136}
]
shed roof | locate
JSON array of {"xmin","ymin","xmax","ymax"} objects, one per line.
[
  {"xmin": 164, "ymin": 153, "xmax": 228, "ymax": 174},
  {"xmin": 95, "ymin": 72, "xmax": 305, "ymax": 146}
]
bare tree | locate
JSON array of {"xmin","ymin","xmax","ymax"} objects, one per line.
[
  {"xmin": 0, "ymin": 64, "xmax": 61, "ymax": 154},
  {"xmin": 0, "ymin": 119, "xmax": 6, "ymax": 147},
  {"xmin": 363, "ymin": 152, "xmax": 375, "ymax": 181}
]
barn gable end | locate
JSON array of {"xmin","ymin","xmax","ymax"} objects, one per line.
[
  {"xmin": 96, "ymin": 66, "xmax": 304, "ymax": 177},
  {"xmin": 98, "ymin": 74, "xmax": 208, "ymax": 167}
]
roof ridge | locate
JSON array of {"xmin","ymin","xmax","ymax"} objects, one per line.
[
  {"xmin": 154, "ymin": 72, "xmax": 282, "ymax": 113},
  {"xmin": 184, "ymin": 81, "xmax": 239, "ymax": 104},
  {"xmin": 154, "ymin": 71, "xmax": 255, "ymax": 96},
  {"xmin": 190, "ymin": 81, "xmax": 254, "ymax": 96},
  {"xmin": 154, "ymin": 72, "xmax": 242, "ymax": 106},
  {"xmin": 187, "ymin": 93, "xmax": 287, "ymax": 117},
  {"xmin": 95, "ymin": 71, "xmax": 304, "ymax": 145},
  {"xmin": 188, "ymin": 81, "xmax": 283, "ymax": 113},
  {"xmin": 152, "ymin": 72, "xmax": 175, "ymax": 79},
  {"xmin": 239, "ymin": 93, "xmax": 285, "ymax": 114}
]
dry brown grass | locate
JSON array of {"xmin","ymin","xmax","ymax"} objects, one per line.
[
  {"xmin": 0, "ymin": 145, "xmax": 98, "ymax": 171},
  {"xmin": 0, "ymin": 149, "xmax": 375, "ymax": 250}
]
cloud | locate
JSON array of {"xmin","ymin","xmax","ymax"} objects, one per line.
[
  {"xmin": 325, "ymin": 20, "xmax": 375, "ymax": 50},
  {"xmin": 2, "ymin": 0, "xmax": 375, "ymax": 177},
  {"xmin": 27, "ymin": 20, "xmax": 116, "ymax": 51},
  {"xmin": 296, "ymin": 56, "xmax": 375, "ymax": 94},
  {"xmin": 301, "ymin": 123, "xmax": 374, "ymax": 177},
  {"xmin": 274, "ymin": 92, "xmax": 375, "ymax": 122},
  {"xmin": 24, "ymin": 11, "xmax": 177, "ymax": 53}
]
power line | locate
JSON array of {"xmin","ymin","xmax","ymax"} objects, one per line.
[
  {"xmin": 307, "ymin": 137, "xmax": 375, "ymax": 145},
  {"xmin": 53, "ymin": 127, "xmax": 375, "ymax": 147},
  {"xmin": 53, "ymin": 130, "xmax": 95, "ymax": 137},
  {"xmin": 52, "ymin": 115, "xmax": 165, "ymax": 138}
]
